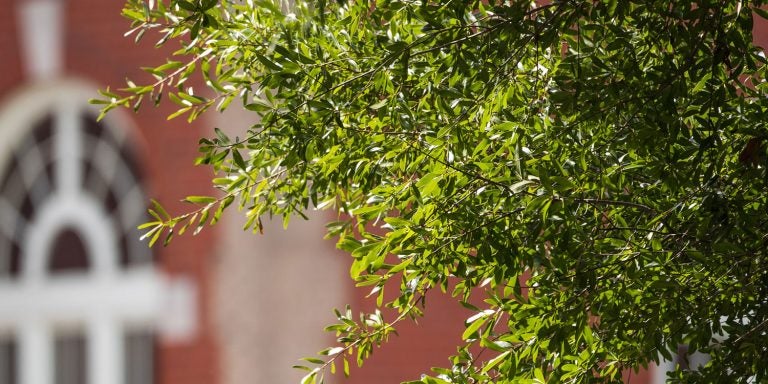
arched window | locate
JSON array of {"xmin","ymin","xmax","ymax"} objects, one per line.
[{"xmin": 0, "ymin": 81, "xmax": 171, "ymax": 384}]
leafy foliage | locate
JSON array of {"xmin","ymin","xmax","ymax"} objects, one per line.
[{"xmin": 98, "ymin": 0, "xmax": 768, "ymax": 382}]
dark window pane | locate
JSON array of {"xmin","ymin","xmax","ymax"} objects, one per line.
[
  {"xmin": 31, "ymin": 115, "xmax": 54, "ymax": 146},
  {"xmin": 9, "ymin": 240, "xmax": 21, "ymax": 278},
  {"xmin": 19, "ymin": 194, "xmax": 34, "ymax": 222},
  {"xmin": 119, "ymin": 235, "xmax": 130, "ymax": 268},
  {"xmin": 0, "ymin": 337, "xmax": 16, "ymax": 384},
  {"xmin": 0, "ymin": 233, "xmax": 22, "ymax": 279},
  {"xmin": 124, "ymin": 330, "xmax": 155, "ymax": 384},
  {"xmin": 0, "ymin": 158, "xmax": 20, "ymax": 199},
  {"xmin": 48, "ymin": 229, "xmax": 90, "ymax": 273},
  {"xmin": 54, "ymin": 333, "xmax": 86, "ymax": 384}
]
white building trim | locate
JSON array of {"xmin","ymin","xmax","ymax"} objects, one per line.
[{"xmin": 16, "ymin": 0, "xmax": 64, "ymax": 80}]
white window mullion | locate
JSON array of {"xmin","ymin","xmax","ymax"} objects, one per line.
[
  {"xmin": 88, "ymin": 316, "xmax": 122, "ymax": 384},
  {"xmin": 53, "ymin": 105, "xmax": 82, "ymax": 197},
  {"xmin": 20, "ymin": 320, "xmax": 52, "ymax": 384}
]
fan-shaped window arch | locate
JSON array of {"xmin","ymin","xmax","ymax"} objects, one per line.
[{"xmin": 0, "ymin": 109, "xmax": 152, "ymax": 278}]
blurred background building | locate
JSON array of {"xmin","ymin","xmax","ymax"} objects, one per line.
[{"xmin": 7, "ymin": 0, "xmax": 765, "ymax": 383}]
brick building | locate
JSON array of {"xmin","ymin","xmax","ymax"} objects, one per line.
[{"xmin": 3, "ymin": 1, "xmax": 763, "ymax": 384}]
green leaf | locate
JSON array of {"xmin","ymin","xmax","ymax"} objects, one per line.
[
  {"xmin": 462, "ymin": 310, "xmax": 492, "ymax": 340},
  {"xmin": 147, "ymin": 226, "xmax": 163, "ymax": 247},
  {"xmin": 693, "ymin": 72, "xmax": 712, "ymax": 93},
  {"xmin": 176, "ymin": 0, "xmax": 197, "ymax": 12},
  {"xmin": 481, "ymin": 350, "xmax": 510, "ymax": 374},
  {"xmin": 150, "ymin": 199, "xmax": 171, "ymax": 220},
  {"xmin": 185, "ymin": 196, "xmax": 217, "ymax": 204},
  {"xmin": 137, "ymin": 221, "xmax": 162, "ymax": 230},
  {"xmin": 511, "ymin": 180, "xmax": 536, "ymax": 193},
  {"xmin": 301, "ymin": 357, "xmax": 325, "ymax": 365}
]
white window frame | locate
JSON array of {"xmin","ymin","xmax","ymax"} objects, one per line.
[{"xmin": 0, "ymin": 80, "xmax": 196, "ymax": 384}]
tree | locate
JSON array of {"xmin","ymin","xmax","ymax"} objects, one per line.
[{"xmin": 96, "ymin": 0, "xmax": 768, "ymax": 382}]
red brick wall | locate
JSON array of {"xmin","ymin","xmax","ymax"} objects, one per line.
[
  {"xmin": 755, "ymin": 9, "xmax": 768, "ymax": 49},
  {"xmin": 0, "ymin": 0, "xmax": 24, "ymax": 98}
]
